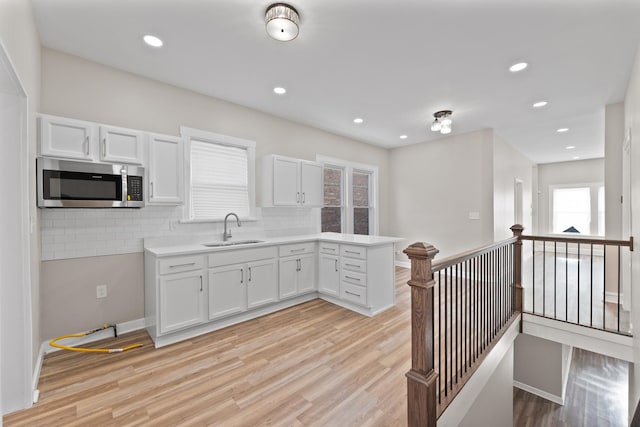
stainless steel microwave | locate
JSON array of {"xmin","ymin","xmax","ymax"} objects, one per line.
[{"xmin": 37, "ymin": 158, "xmax": 145, "ymax": 208}]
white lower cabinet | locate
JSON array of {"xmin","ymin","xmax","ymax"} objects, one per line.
[
  {"xmin": 247, "ymin": 259, "xmax": 278, "ymax": 308},
  {"xmin": 159, "ymin": 270, "xmax": 205, "ymax": 334},
  {"xmin": 208, "ymin": 264, "xmax": 246, "ymax": 320},
  {"xmin": 318, "ymin": 244, "xmax": 340, "ymax": 297},
  {"xmin": 279, "ymin": 243, "xmax": 316, "ymax": 299}
]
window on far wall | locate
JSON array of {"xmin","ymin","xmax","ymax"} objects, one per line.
[
  {"xmin": 318, "ymin": 156, "xmax": 378, "ymax": 235},
  {"xmin": 321, "ymin": 166, "xmax": 343, "ymax": 232},
  {"xmin": 551, "ymin": 184, "xmax": 604, "ymax": 236},
  {"xmin": 182, "ymin": 127, "xmax": 255, "ymax": 221}
]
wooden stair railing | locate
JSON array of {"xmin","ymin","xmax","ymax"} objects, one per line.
[{"xmin": 404, "ymin": 225, "xmax": 524, "ymax": 427}]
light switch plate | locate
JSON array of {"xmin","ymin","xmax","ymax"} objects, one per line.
[{"xmin": 468, "ymin": 211, "xmax": 480, "ymax": 220}]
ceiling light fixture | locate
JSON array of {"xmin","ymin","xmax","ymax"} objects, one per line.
[
  {"xmin": 565, "ymin": 145, "xmax": 575, "ymax": 150},
  {"xmin": 557, "ymin": 128, "xmax": 569, "ymax": 133},
  {"xmin": 353, "ymin": 118, "xmax": 364, "ymax": 124},
  {"xmin": 509, "ymin": 62, "xmax": 528, "ymax": 72},
  {"xmin": 265, "ymin": 3, "xmax": 300, "ymax": 42},
  {"xmin": 143, "ymin": 34, "xmax": 163, "ymax": 47},
  {"xmin": 400, "ymin": 135, "xmax": 408, "ymax": 140},
  {"xmin": 431, "ymin": 110, "xmax": 453, "ymax": 135},
  {"xmin": 273, "ymin": 87, "xmax": 287, "ymax": 95},
  {"xmin": 532, "ymin": 101, "xmax": 548, "ymax": 108}
]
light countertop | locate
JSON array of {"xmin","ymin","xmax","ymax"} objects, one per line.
[{"xmin": 145, "ymin": 232, "xmax": 402, "ymax": 257}]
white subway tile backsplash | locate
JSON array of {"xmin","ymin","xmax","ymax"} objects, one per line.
[{"xmin": 40, "ymin": 205, "xmax": 318, "ymax": 260}]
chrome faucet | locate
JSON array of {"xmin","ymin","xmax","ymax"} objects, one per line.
[{"xmin": 223, "ymin": 212, "xmax": 241, "ymax": 241}]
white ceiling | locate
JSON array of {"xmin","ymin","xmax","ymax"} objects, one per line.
[{"xmin": 31, "ymin": 0, "xmax": 640, "ymax": 164}]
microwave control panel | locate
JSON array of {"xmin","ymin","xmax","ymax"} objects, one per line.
[{"xmin": 128, "ymin": 176, "xmax": 144, "ymax": 201}]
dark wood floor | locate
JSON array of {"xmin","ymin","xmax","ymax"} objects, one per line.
[{"xmin": 513, "ymin": 347, "xmax": 629, "ymax": 427}]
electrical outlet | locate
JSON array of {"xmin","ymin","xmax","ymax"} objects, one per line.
[{"xmin": 96, "ymin": 285, "xmax": 107, "ymax": 299}]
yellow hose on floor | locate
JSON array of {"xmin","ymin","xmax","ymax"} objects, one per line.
[{"xmin": 49, "ymin": 324, "xmax": 142, "ymax": 353}]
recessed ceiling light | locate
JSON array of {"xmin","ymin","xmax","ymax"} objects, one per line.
[
  {"xmin": 532, "ymin": 101, "xmax": 548, "ymax": 108},
  {"xmin": 143, "ymin": 35, "xmax": 163, "ymax": 48},
  {"xmin": 399, "ymin": 135, "xmax": 408, "ymax": 139},
  {"xmin": 353, "ymin": 118, "xmax": 364, "ymax": 124},
  {"xmin": 273, "ymin": 87, "xmax": 286, "ymax": 95},
  {"xmin": 573, "ymin": 156, "xmax": 580, "ymax": 160},
  {"xmin": 566, "ymin": 145, "xmax": 576, "ymax": 150},
  {"xmin": 557, "ymin": 128, "xmax": 569, "ymax": 133},
  {"xmin": 509, "ymin": 62, "xmax": 528, "ymax": 72}
]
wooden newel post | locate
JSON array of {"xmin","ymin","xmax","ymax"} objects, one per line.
[
  {"xmin": 510, "ymin": 224, "xmax": 524, "ymax": 331},
  {"xmin": 403, "ymin": 242, "xmax": 439, "ymax": 427}
]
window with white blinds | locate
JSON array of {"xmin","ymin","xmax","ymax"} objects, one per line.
[{"xmin": 182, "ymin": 127, "xmax": 256, "ymax": 221}]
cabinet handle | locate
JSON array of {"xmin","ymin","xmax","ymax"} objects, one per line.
[
  {"xmin": 296, "ymin": 259, "xmax": 301, "ymax": 272},
  {"xmin": 345, "ymin": 290, "xmax": 360, "ymax": 297},
  {"xmin": 85, "ymin": 136, "xmax": 90, "ymax": 156},
  {"xmin": 296, "ymin": 192, "xmax": 300, "ymax": 203},
  {"xmin": 345, "ymin": 250, "xmax": 360, "ymax": 255},
  {"xmin": 150, "ymin": 182, "xmax": 154, "ymax": 198},
  {"xmin": 248, "ymin": 267, "xmax": 252, "ymax": 282},
  {"xmin": 322, "ymin": 247, "xmax": 335, "ymax": 252},
  {"xmin": 334, "ymin": 259, "xmax": 338, "ymax": 272},
  {"xmin": 345, "ymin": 275, "xmax": 361, "ymax": 282},
  {"xmin": 102, "ymin": 138, "xmax": 106, "ymax": 157},
  {"xmin": 302, "ymin": 192, "xmax": 306, "ymax": 204},
  {"xmin": 240, "ymin": 269, "xmax": 244, "ymax": 284},
  {"xmin": 169, "ymin": 262, "xmax": 196, "ymax": 268},
  {"xmin": 199, "ymin": 275, "xmax": 203, "ymax": 292},
  {"xmin": 290, "ymin": 248, "xmax": 305, "ymax": 253},
  {"xmin": 345, "ymin": 263, "xmax": 359, "ymax": 268}
]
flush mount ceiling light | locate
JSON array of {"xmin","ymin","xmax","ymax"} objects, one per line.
[
  {"xmin": 557, "ymin": 128, "xmax": 569, "ymax": 133},
  {"xmin": 399, "ymin": 135, "xmax": 408, "ymax": 140},
  {"xmin": 430, "ymin": 110, "xmax": 453, "ymax": 135},
  {"xmin": 532, "ymin": 101, "xmax": 548, "ymax": 108},
  {"xmin": 143, "ymin": 34, "xmax": 163, "ymax": 47},
  {"xmin": 273, "ymin": 87, "xmax": 287, "ymax": 95},
  {"xmin": 265, "ymin": 3, "xmax": 300, "ymax": 41},
  {"xmin": 353, "ymin": 118, "xmax": 364, "ymax": 124},
  {"xmin": 509, "ymin": 62, "xmax": 528, "ymax": 72}
]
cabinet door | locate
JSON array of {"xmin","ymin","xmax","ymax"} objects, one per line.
[
  {"xmin": 247, "ymin": 259, "xmax": 278, "ymax": 309},
  {"xmin": 297, "ymin": 253, "xmax": 316, "ymax": 294},
  {"xmin": 148, "ymin": 134, "xmax": 183, "ymax": 205},
  {"xmin": 318, "ymin": 254, "xmax": 340, "ymax": 297},
  {"xmin": 273, "ymin": 157, "xmax": 300, "ymax": 206},
  {"xmin": 300, "ymin": 162, "xmax": 323, "ymax": 207},
  {"xmin": 209, "ymin": 264, "xmax": 247, "ymax": 320},
  {"xmin": 279, "ymin": 257, "xmax": 299, "ymax": 299},
  {"xmin": 100, "ymin": 125, "xmax": 144, "ymax": 164},
  {"xmin": 39, "ymin": 115, "xmax": 95, "ymax": 160},
  {"xmin": 158, "ymin": 270, "xmax": 204, "ymax": 334}
]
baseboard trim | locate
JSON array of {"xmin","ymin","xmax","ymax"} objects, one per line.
[
  {"xmin": 32, "ymin": 318, "xmax": 146, "ymax": 401},
  {"xmin": 514, "ymin": 380, "xmax": 564, "ymax": 405}
]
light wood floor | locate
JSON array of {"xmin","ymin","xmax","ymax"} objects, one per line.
[
  {"xmin": 4, "ymin": 268, "xmax": 412, "ymax": 427},
  {"xmin": 513, "ymin": 348, "xmax": 629, "ymax": 427}
]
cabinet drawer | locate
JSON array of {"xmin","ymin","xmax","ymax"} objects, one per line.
[
  {"xmin": 159, "ymin": 255, "xmax": 204, "ymax": 275},
  {"xmin": 279, "ymin": 242, "xmax": 315, "ymax": 257},
  {"xmin": 341, "ymin": 270, "xmax": 367, "ymax": 287},
  {"xmin": 341, "ymin": 257, "xmax": 366, "ymax": 273},
  {"xmin": 319, "ymin": 242, "xmax": 339, "ymax": 255},
  {"xmin": 341, "ymin": 245, "xmax": 367, "ymax": 260},
  {"xmin": 209, "ymin": 246, "xmax": 278, "ymax": 267},
  {"xmin": 341, "ymin": 283, "xmax": 367, "ymax": 306}
]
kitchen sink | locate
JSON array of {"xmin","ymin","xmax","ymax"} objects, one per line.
[{"xmin": 202, "ymin": 239, "xmax": 264, "ymax": 247}]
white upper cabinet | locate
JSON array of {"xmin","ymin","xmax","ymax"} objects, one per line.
[
  {"xmin": 99, "ymin": 125, "xmax": 144, "ymax": 165},
  {"xmin": 39, "ymin": 114, "xmax": 145, "ymax": 165},
  {"xmin": 147, "ymin": 133, "xmax": 183, "ymax": 205},
  {"xmin": 39, "ymin": 114, "xmax": 96, "ymax": 160},
  {"xmin": 263, "ymin": 154, "xmax": 323, "ymax": 207}
]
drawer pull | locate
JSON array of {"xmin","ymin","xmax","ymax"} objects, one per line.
[
  {"xmin": 322, "ymin": 247, "xmax": 336, "ymax": 252},
  {"xmin": 290, "ymin": 248, "xmax": 306, "ymax": 253},
  {"xmin": 345, "ymin": 275, "xmax": 360, "ymax": 281},
  {"xmin": 169, "ymin": 262, "xmax": 196, "ymax": 268},
  {"xmin": 345, "ymin": 250, "xmax": 360, "ymax": 255},
  {"xmin": 345, "ymin": 290, "xmax": 360, "ymax": 297},
  {"xmin": 345, "ymin": 263, "xmax": 359, "ymax": 268}
]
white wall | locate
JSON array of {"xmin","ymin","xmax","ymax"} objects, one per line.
[
  {"xmin": 389, "ymin": 129, "xmax": 495, "ymax": 259},
  {"xmin": 493, "ymin": 133, "xmax": 534, "ymax": 240},
  {"xmin": 624, "ymin": 41, "xmax": 640, "ymax": 421},
  {"xmin": 605, "ymin": 102, "xmax": 625, "ymax": 239},
  {"xmin": 537, "ymin": 158, "xmax": 605, "ymax": 235},
  {"xmin": 0, "ymin": 0, "xmax": 41, "ymax": 417}
]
